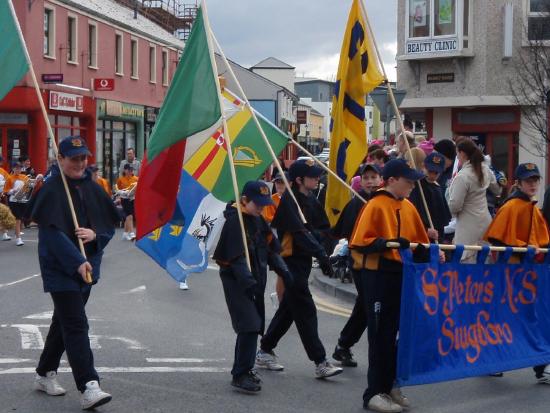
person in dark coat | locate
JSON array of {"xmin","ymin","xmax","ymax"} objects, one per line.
[
  {"xmin": 26, "ymin": 137, "xmax": 119, "ymax": 410},
  {"xmin": 331, "ymin": 163, "xmax": 382, "ymax": 367},
  {"xmin": 409, "ymin": 151, "xmax": 452, "ymax": 243},
  {"xmin": 257, "ymin": 159, "xmax": 343, "ymax": 379},
  {"xmin": 433, "ymin": 139, "xmax": 456, "ymax": 192},
  {"xmin": 213, "ymin": 181, "xmax": 292, "ymax": 394}
]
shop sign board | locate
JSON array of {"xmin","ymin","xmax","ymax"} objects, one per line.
[
  {"xmin": 93, "ymin": 78, "xmax": 115, "ymax": 91},
  {"xmin": 49, "ymin": 91, "xmax": 83, "ymax": 112},
  {"xmin": 406, "ymin": 37, "xmax": 459, "ymax": 55}
]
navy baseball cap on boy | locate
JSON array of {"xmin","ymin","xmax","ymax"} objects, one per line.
[
  {"xmin": 360, "ymin": 163, "xmax": 382, "ymax": 176},
  {"xmin": 515, "ymin": 163, "xmax": 541, "ymax": 180},
  {"xmin": 242, "ymin": 181, "xmax": 274, "ymax": 206},
  {"xmin": 272, "ymin": 171, "xmax": 290, "ymax": 182},
  {"xmin": 289, "ymin": 158, "xmax": 323, "ymax": 181},
  {"xmin": 382, "ymin": 159, "xmax": 425, "ymax": 181},
  {"xmin": 59, "ymin": 136, "xmax": 91, "ymax": 158},
  {"xmin": 424, "ymin": 151, "xmax": 446, "ymax": 174}
]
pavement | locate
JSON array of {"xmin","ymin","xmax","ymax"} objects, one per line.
[
  {"xmin": 311, "ymin": 269, "xmax": 358, "ymax": 304},
  {"xmin": 1, "ymin": 227, "xmax": 549, "ymax": 412}
]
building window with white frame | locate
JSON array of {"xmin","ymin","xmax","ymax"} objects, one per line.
[
  {"xmin": 67, "ymin": 15, "xmax": 77, "ymax": 63},
  {"xmin": 115, "ymin": 33, "xmax": 123, "ymax": 75},
  {"xmin": 149, "ymin": 45, "xmax": 156, "ymax": 83},
  {"xmin": 405, "ymin": 0, "xmax": 470, "ymax": 57},
  {"xmin": 131, "ymin": 38, "xmax": 138, "ymax": 78},
  {"xmin": 44, "ymin": 8, "xmax": 55, "ymax": 58},
  {"xmin": 161, "ymin": 50, "xmax": 169, "ymax": 86},
  {"xmin": 88, "ymin": 22, "xmax": 97, "ymax": 68},
  {"xmin": 527, "ymin": 0, "xmax": 550, "ymax": 41}
]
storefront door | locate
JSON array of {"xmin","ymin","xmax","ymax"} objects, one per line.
[
  {"xmin": 0, "ymin": 127, "xmax": 29, "ymax": 169},
  {"xmin": 486, "ymin": 132, "xmax": 517, "ymax": 184}
]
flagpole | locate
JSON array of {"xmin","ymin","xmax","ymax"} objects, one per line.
[
  {"xmin": 201, "ymin": 0, "xmax": 252, "ymax": 271},
  {"xmin": 289, "ymin": 138, "xmax": 368, "ymax": 204},
  {"xmin": 358, "ymin": 0, "xmax": 436, "ymax": 234},
  {"xmin": 387, "ymin": 241, "xmax": 548, "ymax": 254},
  {"xmin": 7, "ymin": 0, "xmax": 91, "ymax": 283},
  {"xmin": 209, "ymin": 32, "xmax": 308, "ymax": 224}
]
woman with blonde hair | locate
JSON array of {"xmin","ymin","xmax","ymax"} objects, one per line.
[{"xmin": 403, "ymin": 147, "xmax": 426, "ymax": 171}]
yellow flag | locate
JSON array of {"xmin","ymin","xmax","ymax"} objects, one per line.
[{"xmin": 325, "ymin": 0, "xmax": 384, "ymax": 226}]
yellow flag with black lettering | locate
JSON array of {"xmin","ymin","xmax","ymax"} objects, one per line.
[{"xmin": 325, "ymin": 0, "xmax": 384, "ymax": 226}]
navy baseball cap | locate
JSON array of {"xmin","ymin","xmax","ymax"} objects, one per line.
[
  {"xmin": 242, "ymin": 180, "xmax": 274, "ymax": 206},
  {"xmin": 123, "ymin": 163, "xmax": 134, "ymax": 171},
  {"xmin": 382, "ymin": 159, "xmax": 425, "ymax": 181},
  {"xmin": 360, "ymin": 163, "xmax": 382, "ymax": 176},
  {"xmin": 515, "ymin": 163, "xmax": 540, "ymax": 180},
  {"xmin": 59, "ymin": 136, "xmax": 91, "ymax": 158},
  {"xmin": 424, "ymin": 151, "xmax": 446, "ymax": 174},
  {"xmin": 289, "ymin": 158, "xmax": 323, "ymax": 181}
]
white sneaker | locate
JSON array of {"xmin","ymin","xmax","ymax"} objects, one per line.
[
  {"xmin": 129, "ymin": 232, "xmax": 136, "ymax": 240},
  {"xmin": 537, "ymin": 364, "xmax": 550, "ymax": 384},
  {"xmin": 389, "ymin": 387, "xmax": 410, "ymax": 410},
  {"xmin": 255, "ymin": 350, "xmax": 284, "ymax": 371},
  {"xmin": 2, "ymin": 232, "xmax": 11, "ymax": 241},
  {"xmin": 34, "ymin": 371, "xmax": 66, "ymax": 396},
  {"xmin": 315, "ymin": 359, "xmax": 343, "ymax": 379},
  {"xmin": 366, "ymin": 394, "xmax": 403, "ymax": 413},
  {"xmin": 179, "ymin": 281, "xmax": 189, "ymax": 290},
  {"xmin": 121, "ymin": 232, "xmax": 131, "ymax": 241},
  {"xmin": 80, "ymin": 380, "xmax": 112, "ymax": 410},
  {"xmin": 16, "ymin": 237, "xmax": 24, "ymax": 246},
  {"xmin": 19, "ymin": 231, "xmax": 24, "ymax": 236}
]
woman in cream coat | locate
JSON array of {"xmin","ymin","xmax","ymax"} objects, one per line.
[{"xmin": 448, "ymin": 139, "xmax": 501, "ymax": 263}]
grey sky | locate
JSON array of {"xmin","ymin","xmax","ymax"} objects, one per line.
[{"xmin": 206, "ymin": 0, "xmax": 398, "ymax": 81}]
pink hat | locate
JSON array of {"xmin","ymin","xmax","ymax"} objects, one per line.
[
  {"xmin": 351, "ymin": 175, "xmax": 362, "ymax": 192},
  {"xmin": 418, "ymin": 139, "xmax": 434, "ymax": 155}
]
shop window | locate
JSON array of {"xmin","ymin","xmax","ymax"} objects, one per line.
[
  {"xmin": 405, "ymin": 0, "xmax": 470, "ymax": 57},
  {"xmin": 528, "ymin": 0, "xmax": 550, "ymax": 41},
  {"xmin": 88, "ymin": 22, "xmax": 97, "ymax": 68},
  {"xmin": 67, "ymin": 15, "xmax": 77, "ymax": 64},
  {"xmin": 131, "ymin": 38, "xmax": 139, "ymax": 78},
  {"xmin": 149, "ymin": 45, "xmax": 156, "ymax": 83},
  {"xmin": 44, "ymin": 7, "xmax": 55, "ymax": 58},
  {"xmin": 162, "ymin": 50, "xmax": 169, "ymax": 86},
  {"xmin": 115, "ymin": 33, "xmax": 123, "ymax": 75}
]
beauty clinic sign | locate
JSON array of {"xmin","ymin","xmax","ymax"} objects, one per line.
[{"xmin": 49, "ymin": 91, "xmax": 83, "ymax": 113}]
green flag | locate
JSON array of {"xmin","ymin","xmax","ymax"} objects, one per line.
[
  {"xmin": 0, "ymin": 0, "xmax": 29, "ymax": 101},
  {"xmin": 146, "ymin": 6, "xmax": 222, "ymax": 162}
]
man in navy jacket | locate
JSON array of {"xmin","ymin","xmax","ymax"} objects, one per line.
[{"xmin": 26, "ymin": 137, "xmax": 119, "ymax": 410}]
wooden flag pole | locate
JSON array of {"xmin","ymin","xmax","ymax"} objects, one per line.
[
  {"xmin": 387, "ymin": 241, "xmax": 548, "ymax": 254},
  {"xmin": 8, "ymin": 0, "xmax": 92, "ymax": 283},
  {"xmin": 358, "ymin": 0, "xmax": 437, "ymax": 235},
  {"xmin": 289, "ymin": 138, "xmax": 368, "ymax": 204},
  {"xmin": 202, "ymin": 0, "xmax": 252, "ymax": 272},
  {"xmin": 209, "ymin": 31, "xmax": 308, "ymax": 225}
]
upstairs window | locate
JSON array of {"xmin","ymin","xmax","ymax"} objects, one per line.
[
  {"xmin": 149, "ymin": 45, "xmax": 156, "ymax": 83},
  {"xmin": 88, "ymin": 23, "xmax": 97, "ymax": 67},
  {"xmin": 161, "ymin": 50, "xmax": 169, "ymax": 85},
  {"xmin": 528, "ymin": 0, "xmax": 550, "ymax": 41},
  {"xmin": 115, "ymin": 33, "xmax": 123, "ymax": 75},
  {"xmin": 44, "ymin": 8, "xmax": 55, "ymax": 58},
  {"xmin": 67, "ymin": 15, "xmax": 77, "ymax": 63},
  {"xmin": 131, "ymin": 38, "xmax": 138, "ymax": 78}
]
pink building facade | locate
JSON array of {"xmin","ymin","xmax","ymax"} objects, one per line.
[{"xmin": 0, "ymin": 0, "xmax": 183, "ymax": 183}]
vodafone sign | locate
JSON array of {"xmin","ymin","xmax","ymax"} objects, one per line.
[
  {"xmin": 49, "ymin": 91, "xmax": 84, "ymax": 112},
  {"xmin": 93, "ymin": 78, "xmax": 115, "ymax": 91}
]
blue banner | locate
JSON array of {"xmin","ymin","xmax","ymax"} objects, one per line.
[{"xmin": 397, "ymin": 245, "xmax": 550, "ymax": 386}]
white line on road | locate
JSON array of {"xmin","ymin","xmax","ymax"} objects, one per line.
[
  {"xmin": 0, "ymin": 358, "xmax": 33, "ymax": 364},
  {"xmin": 10, "ymin": 324, "xmax": 48, "ymax": 349},
  {"xmin": 23, "ymin": 311, "xmax": 53, "ymax": 320},
  {"xmin": 0, "ymin": 274, "xmax": 40, "ymax": 289},
  {"xmin": 123, "ymin": 285, "xmax": 147, "ymax": 293},
  {"xmin": 0, "ymin": 366, "xmax": 230, "ymax": 374},
  {"xmin": 207, "ymin": 264, "xmax": 219, "ymax": 270},
  {"xmin": 145, "ymin": 358, "xmax": 225, "ymax": 363}
]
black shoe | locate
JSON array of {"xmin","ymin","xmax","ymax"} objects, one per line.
[
  {"xmin": 248, "ymin": 370, "xmax": 262, "ymax": 384},
  {"xmin": 332, "ymin": 345, "xmax": 358, "ymax": 367},
  {"xmin": 231, "ymin": 374, "xmax": 261, "ymax": 394}
]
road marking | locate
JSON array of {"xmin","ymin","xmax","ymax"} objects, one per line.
[
  {"xmin": 146, "ymin": 358, "xmax": 225, "ymax": 363},
  {"xmin": 0, "ymin": 358, "xmax": 32, "ymax": 364},
  {"xmin": 89, "ymin": 335, "xmax": 145, "ymax": 350},
  {"xmin": 0, "ymin": 366, "xmax": 230, "ymax": 374},
  {"xmin": 10, "ymin": 324, "xmax": 48, "ymax": 349},
  {"xmin": 0, "ymin": 274, "xmax": 40, "ymax": 289},
  {"xmin": 23, "ymin": 311, "xmax": 53, "ymax": 320},
  {"xmin": 207, "ymin": 264, "xmax": 219, "ymax": 270},
  {"xmin": 312, "ymin": 294, "xmax": 352, "ymax": 318},
  {"xmin": 123, "ymin": 285, "xmax": 147, "ymax": 293}
]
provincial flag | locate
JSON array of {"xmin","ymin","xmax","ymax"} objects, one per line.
[
  {"xmin": 0, "ymin": 0, "xmax": 29, "ymax": 101},
  {"xmin": 136, "ymin": 90, "xmax": 288, "ymax": 282},
  {"xmin": 135, "ymin": 6, "xmax": 222, "ymax": 239},
  {"xmin": 325, "ymin": 0, "xmax": 384, "ymax": 226}
]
